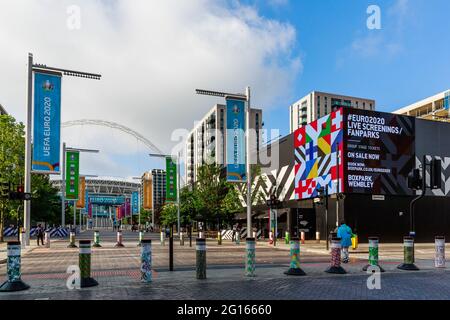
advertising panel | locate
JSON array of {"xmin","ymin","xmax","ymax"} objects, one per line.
[
  {"xmin": 343, "ymin": 109, "xmax": 415, "ymax": 195},
  {"xmin": 32, "ymin": 71, "xmax": 62, "ymax": 173},
  {"xmin": 226, "ymin": 97, "xmax": 247, "ymax": 182}
]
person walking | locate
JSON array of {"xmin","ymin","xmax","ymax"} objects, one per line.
[
  {"xmin": 36, "ymin": 224, "xmax": 44, "ymax": 246},
  {"xmin": 337, "ymin": 220, "xmax": 353, "ymax": 263}
]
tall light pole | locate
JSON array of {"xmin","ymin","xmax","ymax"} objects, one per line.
[
  {"xmin": 24, "ymin": 53, "xmax": 101, "ymax": 246},
  {"xmin": 195, "ymin": 87, "xmax": 253, "ymax": 236}
]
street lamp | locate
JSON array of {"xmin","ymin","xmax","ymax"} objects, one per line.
[
  {"xmin": 24, "ymin": 53, "xmax": 101, "ymax": 246},
  {"xmin": 195, "ymin": 87, "xmax": 253, "ymax": 238}
]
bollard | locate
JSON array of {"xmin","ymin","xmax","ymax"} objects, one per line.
[
  {"xmin": 245, "ymin": 238, "xmax": 256, "ymax": 277},
  {"xmin": 0, "ymin": 241, "xmax": 30, "ymax": 292},
  {"xmin": 114, "ymin": 230, "xmax": 125, "ymax": 247},
  {"xmin": 160, "ymin": 231, "xmax": 165, "ymax": 246},
  {"xmin": 79, "ymin": 240, "xmax": 98, "ymax": 287},
  {"xmin": 284, "ymin": 238, "xmax": 306, "ymax": 276},
  {"xmin": 140, "ymin": 239, "xmax": 152, "ymax": 283},
  {"xmin": 301, "ymin": 232, "xmax": 305, "ymax": 244},
  {"xmin": 435, "ymin": 236, "xmax": 445, "ymax": 268},
  {"xmin": 137, "ymin": 231, "xmax": 144, "ymax": 247},
  {"xmin": 196, "ymin": 238, "xmax": 207, "ymax": 279},
  {"xmin": 316, "ymin": 232, "xmax": 320, "ymax": 244},
  {"xmin": 325, "ymin": 238, "xmax": 346, "ymax": 274},
  {"xmin": 68, "ymin": 231, "xmax": 77, "ymax": 248},
  {"xmin": 180, "ymin": 232, "xmax": 184, "ymax": 246},
  {"xmin": 44, "ymin": 231, "xmax": 50, "ymax": 248},
  {"xmin": 363, "ymin": 237, "xmax": 384, "ymax": 272},
  {"xmin": 285, "ymin": 231, "xmax": 290, "ymax": 245},
  {"xmin": 217, "ymin": 231, "xmax": 222, "ymax": 245},
  {"xmin": 397, "ymin": 236, "xmax": 419, "ymax": 270},
  {"xmin": 236, "ymin": 232, "xmax": 240, "ymax": 245},
  {"xmin": 93, "ymin": 230, "xmax": 102, "ymax": 248},
  {"xmin": 352, "ymin": 234, "xmax": 359, "ymax": 250},
  {"xmin": 20, "ymin": 231, "xmax": 26, "ymax": 249}
]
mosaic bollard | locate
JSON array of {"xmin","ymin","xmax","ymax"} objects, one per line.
[
  {"xmin": 160, "ymin": 231, "xmax": 165, "ymax": 246},
  {"xmin": 79, "ymin": 240, "xmax": 98, "ymax": 287},
  {"xmin": 93, "ymin": 230, "xmax": 102, "ymax": 248},
  {"xmin": 0, "ymin": 241, "xmax": 30, "ymax": 292},
  {"xmin": 397, "ymin": 236, "xmax": 419, "ymax": 271},
  {"xmin": 196, "ymin": 238, "xmax": 206, "ymax": 279},
  {"xmin": 284, "ymin": 238, "xmax": 306, "ymax": 276},
  {"xmin": 285, "ymin": 231, "xmax": 290, "ymax": 245},
  {"xmin": 138, "ymin": 231, "xmax": 144, "ymax": 247},
  {"xmin": 115, "ymin": 230, "xmax": 125, "ymax": 247},
  {"xmin": 217, "ymin": 231, "xmax": 222, "ymax": 245},
  {"xmin": 325, "ymin": 238, "xmax": 346, "ymax": 274},
  {"xmin": 363, "ymin": 237, "xmax": 384, "ymax": 272},
  {"xmin": 140, "ymin": 239, "xmax": 152, "ymax": 283},
  {"xmin": 245, "ymin": 238, "xmax": 256, "ymax": 277},
  {"xmin": 68, "ymin": 231, "xmax": 77, "ymax": 248},
  {"xmin": 45, "ymin": 231, "xmax": 50, "ymax": 248},
  {"xmin": 435, "ymin": 236, "xmax": 445, "ymax": 268}
]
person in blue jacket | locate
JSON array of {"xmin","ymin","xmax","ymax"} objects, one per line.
[{"xmin": 337, "ymin": 220, "xmax": 353, "ymax": 263}]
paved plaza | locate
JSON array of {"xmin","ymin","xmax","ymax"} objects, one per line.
[{"xmin": 1, "ymin": 230, "xmax": 450, "ymax": 300}]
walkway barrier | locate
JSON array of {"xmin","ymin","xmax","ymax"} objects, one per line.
[
  {"xmin": 115, "ymin": 230, "xmax": 124, "ymax": 247},
  {"xmin": 325, "ymin": 237, "xmax": 346, "ymax": 274},
  {"xmin": 45, "ymin": 232, "xmax": 50, "ymax": 248},
  {"xmin": 245, "ymin": 238, "xmax": 256, "ymax": 277},
  {"xmin": 0, "ymin": 241, "xmax": 30, "ymax": 292},
  {"xmin": 93, "ymin": 230, "xmax": 102, "ymax": 248},
  {"xmin": 79, "ymin": 240, "xmax": 98, "ymax": 287},
  {"xmin": 140, "ymin": 239, "xmax": 152, "ymax": 283},
  {"xmin": 284, "ymin": 237, "xmax": 306, "ymax": 276},
  {"xmin": 397, "ymin": 236, "xmax": 419, "ymax": 271},
  {"xmin": 363, "ymin": 237, "xmax": 384, "ymax": 272},
  {"xmin": 196, "ymin": 238, "xmax": 206, "ymax": 279},
  {"xmin": 435, "ymin": 236, "xmax": 445, "ymax": 268},
  {"xmin": 68, "ymin": 231, "xmax": 77, "ymax": 248}
]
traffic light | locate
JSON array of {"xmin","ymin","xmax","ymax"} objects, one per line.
[
  {"xmin": 430, "ymin": 159, "xmax": 442, "ymax": 190},
  {"xmin": 8, "ymin": 185, "xmax": 32, "ymax": 201},
  {"xmin": 408, "ymin": 169, "xmax": 422, "ymax": 190}
]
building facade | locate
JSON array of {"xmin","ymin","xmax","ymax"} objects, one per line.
[
  {"xmin": 289, "ymin": 91, "xmax": 375, "ymax": 133},
  {"xmin": 393, "ymin": 89, "xmax": 450, "ymax": 123},
  {"xmin": 185, "ymin": 104, "xmax": 263, "ymax": 185}
]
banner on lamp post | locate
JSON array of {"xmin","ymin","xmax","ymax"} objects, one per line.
[
  {"xmin": 32, "ymin": 71, "xmax": 62, "ymax": 174},
  {"xmin": 132, "ymin": 191, "xmax": 139, "ymax": 215},
  {"xmin": 226, "ymin": 97, "xmax": 246, "ymax": 182},
  {"xmin": 76, "ymin": 177, "xmax": 86, "ymax": 209},
  {"xmin": 166, "ymin": 157, "xmax": 177, "ymax": 203},
  {"xmin": 65, "ymin": 151, "xmax": 80, "ymax": 200}
]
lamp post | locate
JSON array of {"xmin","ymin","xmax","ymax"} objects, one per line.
[
  {"xmin": 24, "ymin": 53, "xmax": 101, "ymax": 246},
  {"xmin": 195, "ymin": 87, "xmax": 253, "ymax": 236}
]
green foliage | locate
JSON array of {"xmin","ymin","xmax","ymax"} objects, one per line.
[{"xmin": 159, "ymin": 203, "xmax": 178, "ymax": 227}]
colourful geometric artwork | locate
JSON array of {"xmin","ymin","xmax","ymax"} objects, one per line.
[{"xmin": 294, "ymin": 109, "xmax": 344, "ymax": 200}]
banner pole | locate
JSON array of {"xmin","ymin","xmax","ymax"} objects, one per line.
[
  {"xmin": 61, "ymin": 142, "xmax": 66, "ymax": 228},
  {"xmin": 24, "ymin": 53, "xmax": 33, "ymax": 246}
]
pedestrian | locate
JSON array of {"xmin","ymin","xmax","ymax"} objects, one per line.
[
  {"xmin": 36, "ymin": 224, "xmax": 44, "ymax": 246},
  {"xmin": 337, "ymin": 220, "xmax": 353, "ymax": 263}
]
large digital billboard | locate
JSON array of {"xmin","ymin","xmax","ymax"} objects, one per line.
[
  {"xmin": 294, "ymin": 108, "xmax": 415, "ymax": 199},
  {"xmin": 344, "ymin": 109, "xmax": 415, "ymax": 195}
]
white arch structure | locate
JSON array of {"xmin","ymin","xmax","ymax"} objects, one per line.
[{"xmin": 61, "ymin": 119, "xmax": 164, "ymax": 155}]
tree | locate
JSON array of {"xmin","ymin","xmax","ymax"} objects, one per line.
[
  {"xmin": 159, "ymin": 203, "xmax": 178, "ymax": 227},
  {"xmin": 30, "ymin": 174, "xmax": 62, "ymax": 225}
]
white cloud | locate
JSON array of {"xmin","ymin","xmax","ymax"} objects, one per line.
[{"xmin": 0, "ymin": 0, "xmax": 301, "ymax": 177}]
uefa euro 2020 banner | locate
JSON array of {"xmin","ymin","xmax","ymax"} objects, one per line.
[
  {"xmin": 132, "ymin": 191, "xmax": 139, "ymax": 215},
  {"xmin": 32, "ymin": 72, "xmax": 62, "ymax": 174},
  {"xmin": 226, "ymin": 97, "xmax": 246, "ymax": 182}
]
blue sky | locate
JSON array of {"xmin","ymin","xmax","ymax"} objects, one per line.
[{"xmin": 242, "ymin": 0, "xmax": 450, "ymax": 138}]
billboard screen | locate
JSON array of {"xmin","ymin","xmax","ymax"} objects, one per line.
[{"xmin": 344, "ymin": 109, "xmax": 415, "ymax": 195}]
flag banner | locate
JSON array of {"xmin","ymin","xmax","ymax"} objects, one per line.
[
  {"xmin": 125, "ymin": 198, "xmax": 131, "ymax": 217},
  {"xmin": 76, "ymin": 177, "xmax": 86, "ymax": 208},
  {"xmin": 226, "ymin": 97, "xmax": 246, "ymax": 182},
  {"xmin": 65, "ymin": 151, "xmax": 80, "ymax": 200},
  {"xmin": 165, "ymin": 157, "xmax": 177, "ymax": 203},
  {"xmin": 88, "ymin": 203, "xmax": 92, "ymax": 218},
  {"xmin": 143, "ymin": 173, "xmax": 153, "ymax": 209},
  {"xmin": 32, "ymin": 71, "xmax": 62, "ymax": 174},
  {"xmin": 132, "ymin": 191, "xmax": 139, "ymax": 215}
]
